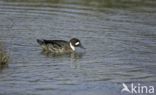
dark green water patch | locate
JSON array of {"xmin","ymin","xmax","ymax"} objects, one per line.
[{"xmin": 1, "ymin": 0, "xmax": 156, "ymax": 9}]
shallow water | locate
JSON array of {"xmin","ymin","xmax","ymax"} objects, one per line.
[{"xmin": 0, "ymin": 0, "xmax": 156, "ymax": 95}]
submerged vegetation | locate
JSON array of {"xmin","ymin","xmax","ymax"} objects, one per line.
[
  {"xmin": 0, "ymin": 43, "xmax": 9, "ymax": 65},
  {"xmin": 0, "ymin": 51, "xmax": 8, "ymax": 65}
]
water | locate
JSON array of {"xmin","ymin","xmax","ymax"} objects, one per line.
[{"xmin": 0, "ymin": 0, "xmax": 156, "ymax": 95}]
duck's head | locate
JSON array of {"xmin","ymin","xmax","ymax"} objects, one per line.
[{"xmin": 69, "ymin": 38, "xmax": 85, "ymax": 51}]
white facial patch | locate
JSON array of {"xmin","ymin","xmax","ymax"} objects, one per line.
[
  {"xmin": 75, "ymin": 42, "xmax": 79, "ymax": 46},
  {"xmin": 70, "ymin": 42, "xmax": 75, "ymax": 51}
]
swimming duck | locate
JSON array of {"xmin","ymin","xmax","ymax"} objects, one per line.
[{"xmin": 37, "ymin": 38, "xmax": 85, "ymax": 53}]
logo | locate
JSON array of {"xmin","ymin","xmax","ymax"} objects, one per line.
[{"xmin": 121, "ymin": 83, "xmax": 155, "ymax": 94}]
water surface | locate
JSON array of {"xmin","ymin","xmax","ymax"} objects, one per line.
[{"xmin": 0, "ymin": 0, "xmax": 156, "ymax": 95}]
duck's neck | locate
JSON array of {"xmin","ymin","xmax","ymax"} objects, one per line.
[{"xmin": 70, "ymin": 43, "xmax": 75, "ymax": 51}]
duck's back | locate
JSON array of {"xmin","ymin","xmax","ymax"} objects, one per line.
[{"xmin": 37, "ymin": 39, "xmax": 72, "ymax": 53}]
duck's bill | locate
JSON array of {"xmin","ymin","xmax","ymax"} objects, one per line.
[{"xmin": 80, "ymin": 44, "xmax": 85, "ymax": 49}]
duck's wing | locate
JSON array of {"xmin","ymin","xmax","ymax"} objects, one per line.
[{"xmin": 37, "ymin": 39, "xmax": 68, "ymax": 48}]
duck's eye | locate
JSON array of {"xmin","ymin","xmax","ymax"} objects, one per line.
[{"xmin": 75, "ymin": 42, "xmax": 79, "ymax": 46}]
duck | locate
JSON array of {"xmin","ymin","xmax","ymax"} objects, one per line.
[{"xmin": 36, "ymin": 38, "xmax": 85, "ymax": 53}]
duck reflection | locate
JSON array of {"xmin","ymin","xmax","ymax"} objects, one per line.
[
  {"xmin": 41, "ymin": 50, "xmax": 85, "ymax": 60},
  {"xmin": 40, "ymin": 51, "xmax": 85, "ymax": 69}
]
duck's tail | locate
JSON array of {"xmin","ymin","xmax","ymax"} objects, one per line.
[{"xmin": 36, "ymin": 39, "xmax": 44, "ymax": 45}]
